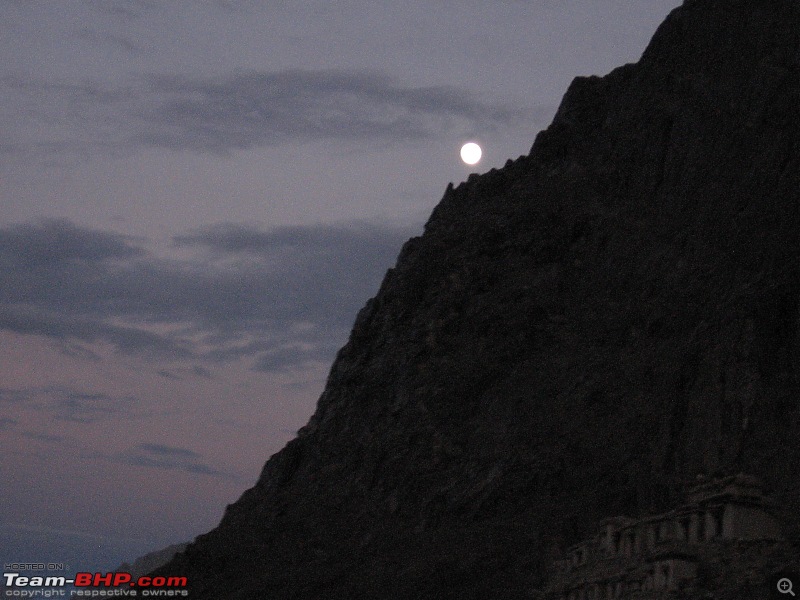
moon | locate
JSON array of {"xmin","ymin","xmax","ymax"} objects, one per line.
[{"xmin": 460, "ymin": 142, "xmax": 482, "ymax": 165}]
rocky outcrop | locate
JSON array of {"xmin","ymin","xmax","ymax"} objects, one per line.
[{"xmin": 157, "ymin": 1, "xmax": 800, "ymax": 597}]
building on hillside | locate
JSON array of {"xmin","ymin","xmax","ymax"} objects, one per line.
[{"xmin": 544, "ymin": 473, "xmax": 785, "ymax": 599}]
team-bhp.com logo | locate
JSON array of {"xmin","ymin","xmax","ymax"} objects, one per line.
[{"xmin": 4, "ymin": 572, "xmax": 188, "ymax": 597}]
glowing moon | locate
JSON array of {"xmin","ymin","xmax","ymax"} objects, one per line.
[{"xmin": 460, "ymin": 142, "xmax": 482, "ymax": 165}]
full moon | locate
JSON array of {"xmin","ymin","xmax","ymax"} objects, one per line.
[{"xmin": 460, "ymin": 142, "xmax": 482, "ymax": 165}]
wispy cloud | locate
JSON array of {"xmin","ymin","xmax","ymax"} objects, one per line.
[
  {"xmin": 137, "ymin": 443, "xmax": 200, "ymax": 459},
  {"xmin": 0, "ymin": 417, "xmax": 18, "ymax": 430},
  {"xmin": 190, "ymin": 365, "xmax": 212, "ymax": 378},
  {"xmin": 137, "ymin": 70, "xmax": 524, "ymax": 152},
  {"xmin": 55, "ymin": 390, "xmax": 135, "ymax": 423},
  {"xmin": 0, "ymin": 388, "xmax": 33, "ymax": 404},
  {"xmin": 0, "ymin": 218, "xmax": 142, "ymax": 265},
  {"xmin": 0, "ymin": 218, "xmax": 415, "ymax": 372},
  {"xmin": 83, "ymin": 0, "xmax": 159, "ymax": 21},
  {"xmin": 75, "ymin": 27, "xmax": 143, "ymax": 54},
  {"xmin": 112, "ymin": 443, "xmax": 239, "ymax": 480},
  {"xmin": 1, "ymin": 520, "xmax": 144, "ymax": 543},
  {"xmin": 251, "ymin": 343, "xmax": 341, "ymax": 373},
  {"xmin": 0, "ymin": 386, "xmax": 137, "ymax": 424},
  {"xmin": 1, "ymin": 68, "xmax": 527, "ymax": 159},
  {"xmin": 21, "ymin": 431, "xmax": 68, "ymax": 443},
  {"xmin": 0, "ymin": 306, "xmax": 196, "ymax": 360}
]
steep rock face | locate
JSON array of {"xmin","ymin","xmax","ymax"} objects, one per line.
[{"xmin": 161, "ymin": 1, "xmax": 800, "ymax": 597}]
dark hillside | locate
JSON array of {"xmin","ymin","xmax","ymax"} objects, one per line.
[{"xmin": 158, "ymin": 1, "xmax": 800, "ymax": 597}]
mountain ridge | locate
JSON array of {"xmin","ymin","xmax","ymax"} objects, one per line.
[
  {"xmin": 157, "ymin": 1, "xmax": 800, "ymax": 597},
  {"xmin": 117, "ymin": 543, "xmax": 187, "ymax": 580}
]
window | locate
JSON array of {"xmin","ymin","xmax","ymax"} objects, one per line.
[
  {"xmin": 680, "ymin": 517, "xmax": 690, "ymax": 541},
  {"xmin": 711, "ymin": 506, "xmax": 724, "ymax": 538},
  {"xmin": 697, "ymin": 513, "xmax": 706, "ymax": 541}
]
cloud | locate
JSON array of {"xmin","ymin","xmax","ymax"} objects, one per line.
[
  {"xmin": 1, "ymin": 69, "xmax": 527, "ymax": 158},
  {"xmin": 0, "ymin": 218, "xmax": 415, "ymax": 372},
  {"xmin": 0, "ymin": 521, "xmax": 143, "ymax": 542},
  {"xmin": 75, "ymin": 27, "xmax": 143, "ymax": 54},
  {"xmin": 0, "ymin": 306, "xmax": 196, "ymax": 360},
  {"xmin": 0, "ymin": 388, "xmax": 33, "ymax": 404},
  {"xmin": 190, "ymin": 365, "xmax": 212, "ymax": 378},
  {"xmin": 213, "ymin": 0, "xmax": 258, "ymax": 14},
  {"xmin": 137, "ymin": 70, "xmax": 525, "ymax": 152},
  {"xmin": 21, "ymin": 431, "xmax": 67, "ymax": 443},
  {"xmin": 56, "ymin": 391, "xmax": 133, "ymax": 423},
  {"xmin": 137, "ymin": 443, "xmax": 200, "ymax": 459},
  {"xmin": 0, "ymin": 386, "xmax": 137, "ymax": 424},
  {"xmin": 0, "ymin": 218, "xmax": 142, "ymax": 267},
  {"xmin": 83, "ymin": 0, "xmax": 158, "ymax": 21},
  {"xmin": 113, "ymin": 443, "xmax": 237, "ymax": 480},
  {"xmin": 171, "ymin": 222, "xmax": 413, "ymax": 328},
  {"xmin": 251, "ymin": 343, "xmax": 340, "ymax": 374},
  {"xmin": 0, "ymin": 417, "xmax": 18, "ymax": 430},
  {"xmin": 156, "ymin": 369, "xmax": 181, "ymax": 380}
]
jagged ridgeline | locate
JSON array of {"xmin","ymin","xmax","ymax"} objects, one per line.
[{"xmin": 157, "ymin": 1, "xmax": 800, "ymax": 598}]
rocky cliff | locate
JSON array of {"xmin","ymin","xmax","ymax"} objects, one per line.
[{"xmin": 159, "ymin": 1, "xmax": 800, "ymax": 597}]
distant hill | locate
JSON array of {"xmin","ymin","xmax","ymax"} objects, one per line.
[
  {"xmin": 156, "ymin": 1, "xmax": 800, "ymax": 597},
  {"xmin": 118, "ymin": 543, "xmax": 187, "ymax": 579}
]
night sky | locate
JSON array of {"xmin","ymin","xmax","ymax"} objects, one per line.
[{"xmin": 1, "ymin": 0, "xmax": 681, "ymax": 571}]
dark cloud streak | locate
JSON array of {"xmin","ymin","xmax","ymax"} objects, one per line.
[
  {"xmin": 2, "ymin": 68, "xmax": 529, "ymax": 158},
  {"xmin": 139, "ymin": 70, "xmax": 524, "ymax": 152},
  {"xmin": 0, "ymin": 386, "xmax": 137, "ymax": 424},
  {"xmin": 0, "ymin": 417, "xmax": 19, "ymax": 430},
  {"xmin": 0, "ymin": 218, "xmax": 416, "ymax": 372},
  {"xmin": 112, "ymin": 443, "xmax": 239, "ymax": 480},
  {"xmin": 251, "ymin": 343, "xmax": 341, "ymax": 374},
  {"xmin": 0, "ymin": 218, "xmax": 143, "ymax": 266},
  {"xmin": 84, "ymin": 0, "xmax": 159, "ymax": 21},
  {"xmin": 137, "ymin": 443, "xmax": 200, "ymax": 459},
  {"xmin": 0, "ymin": 305, "xmax": 196, "ymax": 360},
  {"xmin": 75, "ymin": 27, "xmax": 143, "ymax": 54}
]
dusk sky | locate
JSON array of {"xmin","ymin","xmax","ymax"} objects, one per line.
[{"xmin": 1, "ymin": 0, "xmax": 681, "ymax": 571}]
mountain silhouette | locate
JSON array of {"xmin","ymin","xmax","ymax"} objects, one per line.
[{"xmin": 156, "ymin": 1, "xmax": 800, "ymax": 597}]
